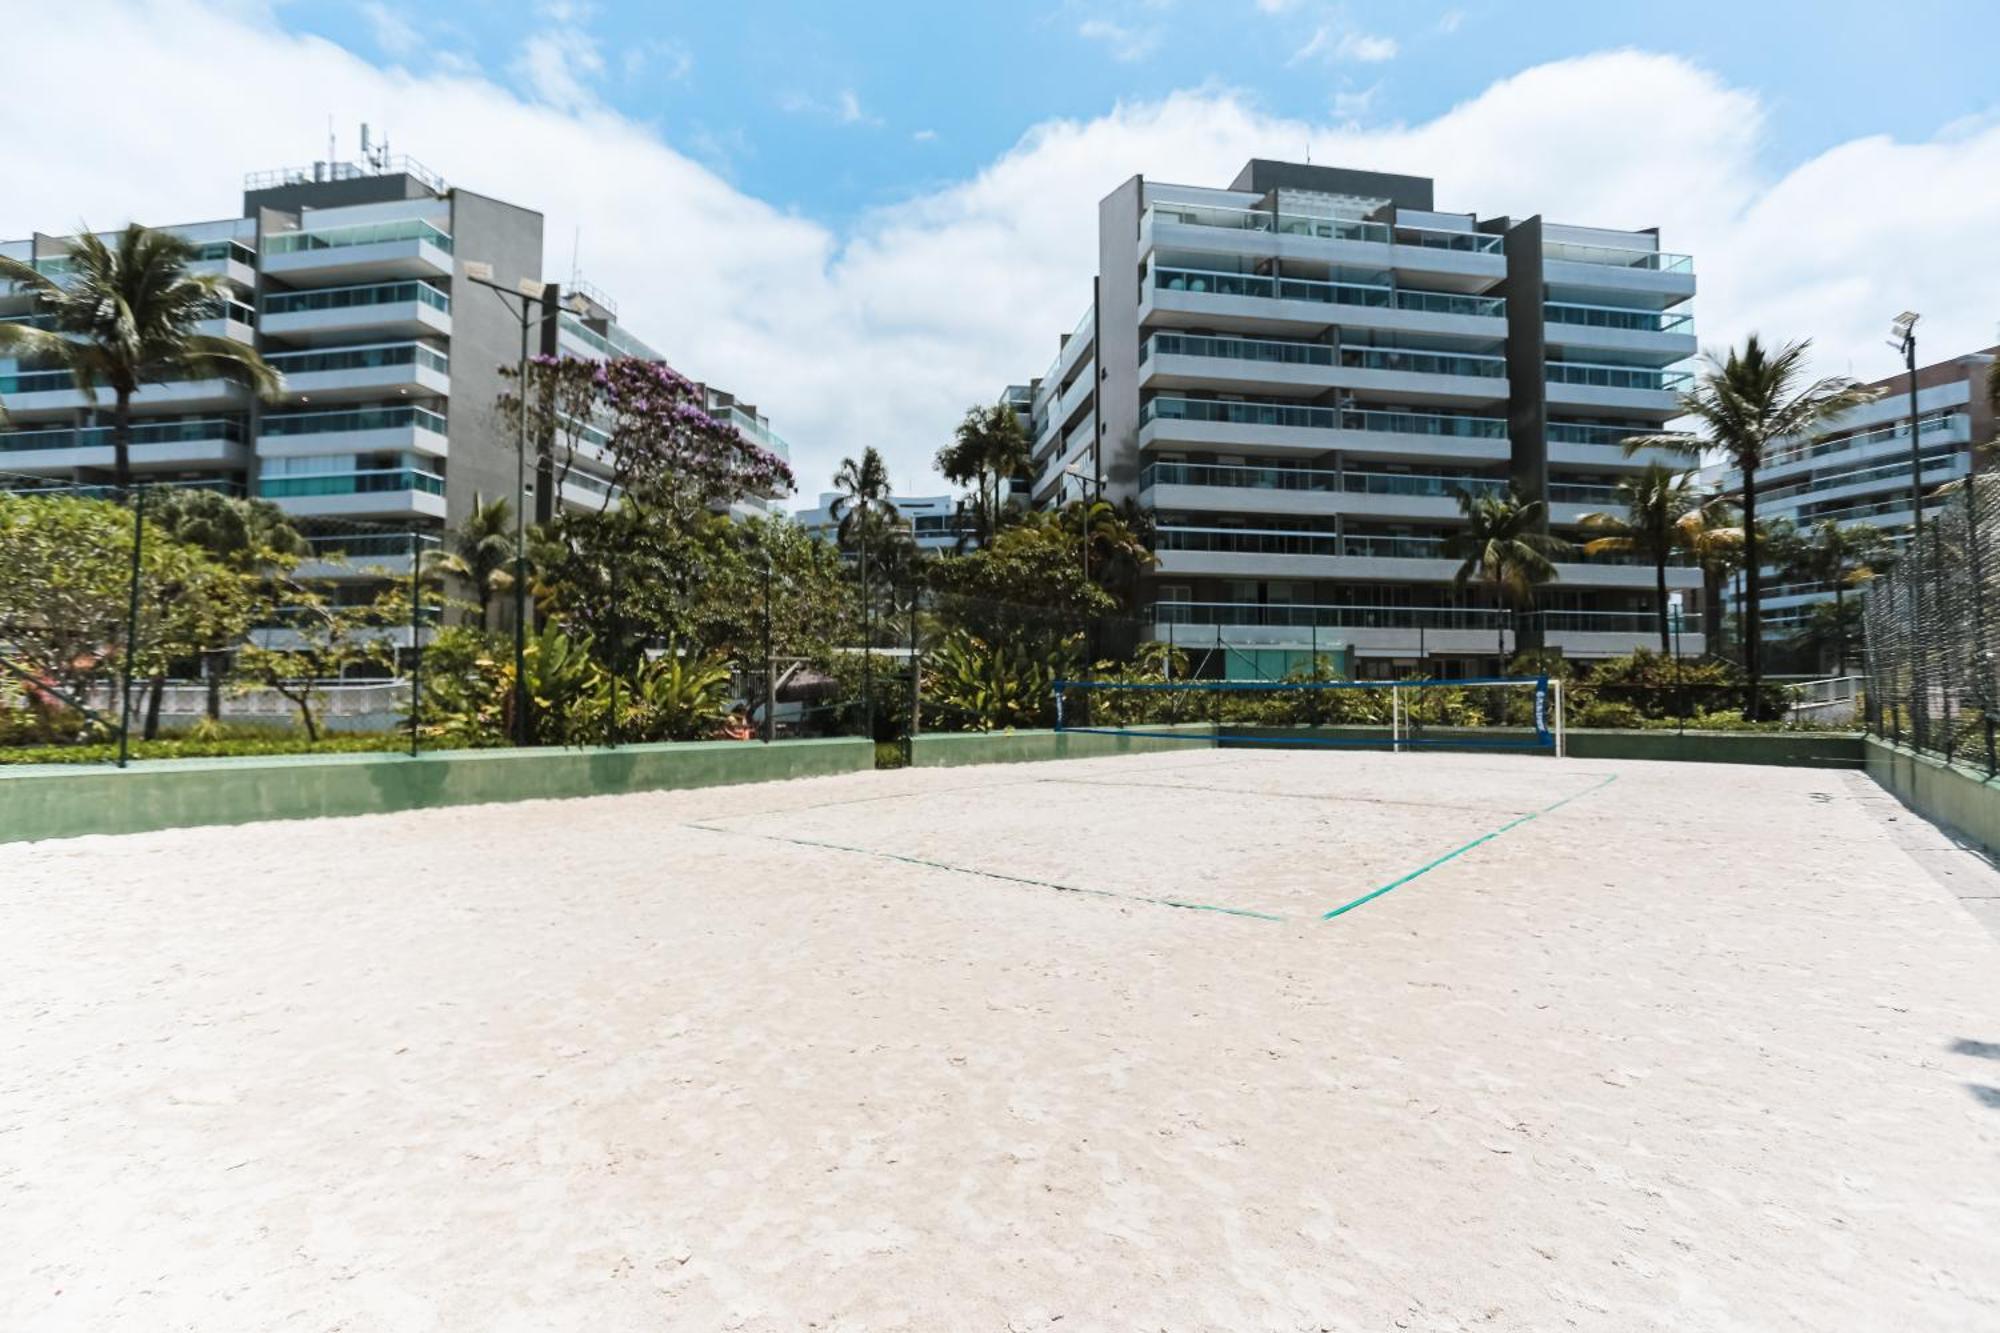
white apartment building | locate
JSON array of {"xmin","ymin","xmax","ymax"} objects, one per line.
[
  {"xmin": 0, "ymin": 150, "xmax": 793, "ymax": 567},
  {"xmin": 1718, "ymin": 346, "xmax": 1997, "ymax": 638},
  {"xmin": 1012, "ymin": 158, "xmax": 1704, "ymax": 677},
  {"xmin": 794, "ymin": 492, "xmax": 972, "ymax": 552}
]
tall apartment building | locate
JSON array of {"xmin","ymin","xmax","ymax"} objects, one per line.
[
  {"xmin": 0, "ymin": 151, "xmax": 793, "ymax": 565},
  {"xmin": 1717, "ymin": 345, "xmax": 1997, "ymax": 640},
  {"xmin": 795, "ymin": 492, "xmax": 973, "ymax": 552},
  {"xmin": 1012, "ymin": 159, "xmax": 1704, "ymax": 676}
]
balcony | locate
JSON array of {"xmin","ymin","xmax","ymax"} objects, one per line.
[
  {"xmin": 1544, "ymin": 359, "xmax": 1689, "ymax": 414},
  {"xmin": 1140, "ymin": 459, "xmax": 1509, "ymax": 521},
  {"xmin": 0, "ymin": 368, "xmax": 249, "ymax": 415},
  {"xmin": 260, "ymin": 219, "xmax": 454, "ymax": 283},
  {"xmin": 266, "ymin": 341, "xmax": 450, "ymax": 404},
  {"xmin": 0, "ymin": 475, "xmax": 243, "ymax": 500},
  {"xmin": 258, "ymin": 404, "xmax": 449, "ymax": 460},
  {"xmin": 1758, "ymin": 410, "xmax": 1966, "ymax": 481},
  {"xmin": 188, "ymin": 239, "xmax": 260, "ymax": 291},
  {"xmin": 1147, "ymin": 265, "xmax": 1507, "ymax": 340},
  {"xmin": 1139, "ymin": 395, "xmax": 1510, "ymax": 464},
  {"xmin": 259, "ymin": 464, "xmax": 447, "ymax": 519},
  {"xmin": 0, "ymin": 416, "xmax": 249, "ymax": 473},
  {"xmin": 1138, "ymin": 332, "xmax": 1506, "ymax": 404},
  {"xmin": 1142, "ymin": 204, "xmax": 1504, "ymax": 289},
  {"xmin": 262, "ymin": 280, "xmax": 451, "ymax": 343},
  {"xmin": 1542, "ymin": 301, "xmax": 1696, "ymax": 361},
  {"xmin": 1544, "ymin": 421, "xmax": 1698, "ymax": 471},
  {"xmin": 1542, "ymin": 240, "xmax": 1696, "ymax": 305}
]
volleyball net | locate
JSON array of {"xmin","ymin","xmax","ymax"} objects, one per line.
[{"xmin": 1052, "ymin": 676, "xmax": 1564, "ymax": 755}]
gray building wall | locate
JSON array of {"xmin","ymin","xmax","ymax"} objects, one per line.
[
  {"xmin": 1096, "ymin": 175, "xmax": 1144, "ymax": 505},
  {"xmin": 441, "ymin": 190, "xmax": 546, "ymax": 530}
]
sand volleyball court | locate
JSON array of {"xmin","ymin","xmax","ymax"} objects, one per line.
[{"xmin": 4, "ymin": 748, "xmax": 2000, "ymax": 1329}]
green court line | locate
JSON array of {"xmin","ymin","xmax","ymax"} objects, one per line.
[
  {"xmin": 1320, "ymin": 773, "xmax": 1619, "ymax": 921},
  {"xmin": 686, "ymin": 822, "xmax": 1288, "ymax": 923}
]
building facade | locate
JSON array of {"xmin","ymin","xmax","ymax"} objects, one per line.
[
  {"xmin": 0, "ymin": 153, "xmax": 793, "ymax": 561},
  {"xmin": 1717, "ymin": 345, "xmax": 1997, "ymax": 642},
  {"xmin": 794, "ymin": 491, "xmax": 973, "ymax": 553},
  {"xmin": 1012, "ymin": 158, "xmax": 1704, "ymax": 677}
]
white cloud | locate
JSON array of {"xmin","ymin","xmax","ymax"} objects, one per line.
[
  {"xmin": 509, "ymin": 25, "xmax": 604, "ymax": 111},
  {"xmin": 4, "ymin": 5, "xmax": 1998, "ymax": 497},
  {"xmin": 1078, "ymin": 18, "xmax": 1160, "ymax": 63},
  {"xmin": 1330, "ymin": 83, "xmax": 1378, "ymax": 121},
  {"xmin": 1292, "ymin": 24, "xmax": 1398, "ymax": 64},
  {"xmin": 1437, "ymin": 8, "xmax": 1465, "ymax": 35},
  {"xmin": 777, "ymin": 87, "xmax": 881, "ymax": 128},
  {"xmin": 357, "ymin": 1, "xmax": 420, "ymax": 59},
  {"xmin": 913, "ymin": 129, "xmax": 939, "ymax": 143}
]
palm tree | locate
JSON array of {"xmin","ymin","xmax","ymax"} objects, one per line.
[
  {"xmin": 450, "ymin": 493, "xmax": 517, "ymax": 630},
  {"xmin": 1443, "ymin": 489, "xmax": 1570, "ymax": 665},
  {"xmin": 1579, "ymin": 463, "xmax": 1701, "ymax": 654},
  {"xmin": 936, "ymin": 404, "xmax": 1031, "ymax": 544},
  {"xmin": 0, "ymin": 225, "xmax": 282, "ymax": 491},
  {"xmin": 1625, "ymin": 336, "xmax": 1878, "ymax": 715},
  {"xmin": 831, "ymin": 448, "xmax": 895, "ymax": 719},
  {"xmin": 1679, "ymin": 495, "xmax": 1744, "ymax": 661},
  {"xmin": 1772, "ymin": 518, "xmax": 1892, "ymax": 673}
]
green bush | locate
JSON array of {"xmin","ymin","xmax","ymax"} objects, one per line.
[{"xmin": 0, "ymin": 732, "xmax": 409, "ymax": 765}]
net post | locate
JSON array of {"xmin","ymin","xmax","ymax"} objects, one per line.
[
  {"xmin": 1053, "ymin": 679, "xmax": 1065, "ymax": 732},
  {"xmin": 1554, "ymin": 677, "xmax": 1566, "ymax": 758},
  {"xmin": 1391, "ymin": 683, "xmax": 1402, "ymax": 754}
]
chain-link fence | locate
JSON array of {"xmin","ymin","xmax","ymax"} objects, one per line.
[{"xmin": 1863, "ymin": 473, "xmax": 2000, "ymax": 772}]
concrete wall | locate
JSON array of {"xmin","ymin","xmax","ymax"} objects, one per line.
[
  {"xmin": 0, "ymin": 738, "xmax": 871, "ymax": 845},
  {"xmin": 1865, "ymin": 736, "xmax": 2000, "ymax": 857},
  {"xmin": 1567, "ymin": 729, "xmax": 1864, "ymax": 767}
]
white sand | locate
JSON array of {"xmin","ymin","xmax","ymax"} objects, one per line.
[{"xmin": 4, "ymin": 749, "xmax": 2000, "ymax": 1331}]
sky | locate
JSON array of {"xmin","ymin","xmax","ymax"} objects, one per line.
[{"xmin": 2, "ymin": 0, "xmax": 1998, "ymax": 500}]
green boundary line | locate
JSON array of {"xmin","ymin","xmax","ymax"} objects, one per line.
[
  {"xmin": 1320, "ymin": 773, "xmax": 1620, "ymax": 921},
  {"xmin": 686, "ymin": 822, "xmax": 1287, "ymax": 923}
]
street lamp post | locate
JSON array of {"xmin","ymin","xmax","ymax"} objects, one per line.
[
  {"xmin": 1890, "ymin": 312, "xmax": 1923, "ymax": 539},
  {"xmin": 464, "ymin": 263, "xmax": 554, "ymax": 747}
]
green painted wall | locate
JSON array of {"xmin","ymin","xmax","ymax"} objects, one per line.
[
  {"xmin": 0, "ymin": 738, "xmax": 873, "ymax": 845},
  {"xmin": 911, "ymin": 726, "xmax": 1214, "ymax": 768},
  {"xmin": 1865, "ymin": 737, "xmax": 2000, "ymax": 857},
  {"xmin": 1567, "ymin": 730, "xmax": 1864, "ymax": 768}
]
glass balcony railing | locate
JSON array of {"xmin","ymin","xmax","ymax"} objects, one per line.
[
  {"xmin": 1543, "ymin": 302, "xmax": 1694, "ymax": 335},
  {"xmin": 1146, "ymin": 204, "xmax": 1504, "ymax": 253},
  {"xmin": 263, "ymin": 219, "xmax": 454, "ymax": 255},
  {"xmin": 0, "ymin": 417, "xmax": 247, "ymax": 453},
  {"xmin": 260, "ymin": 404, "xmax": 448, "ymax": 437},
  {"xmin": 1543, "ymin": 241, "xmax": 1694, "ymax": 273},
  {"xmin": 264, "ymin": 280, "xmax": 450, "ymax": 317},
  {"xmin": 1141, "ymin": 395, "xmax": 1507, "ymax": 439},
  {"xmin": 1762, "ymin": 411, "xmax": 1962, "ymax": 471},
  {"xmin": 1142, "ymin": 460, "xmax": 1338, "ymax": 492},
  {"xmin": 1547, "ymin": 481, "xmax": 1625, "ymax": 506},
  {"xmin": 302, "ymin": 532, "xmax": 438, "ymax": 560},
  {"xmin": 1757, "ymin": 450, "xmax": 1963, "ymax": 505},
  {"xmin": 1, "ymin": 476, "xmax": 243, "ymax": 499},
  {"xmin": 260, "ymin": 467, "xmax": 445, "ymax": 499},
  {"xmin": 0, "ymin": 369, "xmax": 83, "ymax": 394},
  {"xmin": 1343, "ymin": 470, "xmax": 1507, "ymax": 500},
  {"xmin": 1143, "ymin": 600, "xmax": 1686, "ymax": 634},
  {"xmin": 558, "ymin": 313, "xmax": 618, "ymax": 359},
  {"xmin": 1546, "ymin": 421, "xmax": 1696, "ymax": 450},
  {"xmin": 265, "ymin": 342, "xmax": 449, "ymax": 377},
  {"xmin": 1143, "ymin": 332, "xmax": 1335, "ymax": 367},
  {"xmin": 1340, "ymin": 346, "xmax": 1506, "ymax": 379},
  {"xmin": 1155, "ymin": 525, "xmax": 1344, "ymax": 557},
  {"xmin": 1153, "ymin": 267, "xmax": 1505, "ymax": 319},
  {"xmin": 191, "ymin": 240, "xmax": 259, "ymax": 268},
  {"xmin": 1545, "ymin": 361, "xmax": 1692, "ymax": 392},
  {"xmin": 1339, "ymin": 533, "xmax": 1451, "ymax": 559}
]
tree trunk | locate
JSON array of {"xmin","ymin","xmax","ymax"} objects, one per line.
[
  {"xmin": 112, "ymin": 386, "xmax": 134, "ymax": 494},
  {"xmin": 204, "ymin": 651, "xmax": 224, "ymax": 721},
  {"xmin": 1656, "ymin": 554, "xmax": 1671, "ymax": 655},
  {"xmin": 1701, "ymin": 566, "xmax": 1725, "ymax": 662},
  {"xmin": 1741, "ymin": 461, "xmax": 1763, "ymax": 719},
  {"xmin": 142, "ymin": 671, "xmax": 166, "ymax": 741}
]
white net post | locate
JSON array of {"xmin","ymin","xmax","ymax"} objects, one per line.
[
  {"xmin": 1391, "ymin": 684, "xmax": 1402, "ymax": 754},
  {"xmin": 1554, "ymin": 678, "xmax": 1566, "ymax": 758}
]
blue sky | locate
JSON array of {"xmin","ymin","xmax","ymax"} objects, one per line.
[
  {"xmin": 302, "ymin": 0, "xmax": 2000, "ymax": 225},
  {"xmin": 5, "ymin": 2, "xmax": 1999, "ymax": 492}
]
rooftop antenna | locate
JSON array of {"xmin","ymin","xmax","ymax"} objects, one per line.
[{"xmin": 570, "ymin": 224, "xmax": 581, "ymax": 289}]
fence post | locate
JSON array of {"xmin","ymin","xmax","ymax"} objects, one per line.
[
  {"xmin": 408, "ymin": 531, "xmax": 422, "ymax": 759},
  {"xmin": 116, "ymin": 485, "xmax": 146, "ymax": 770},
  {"xmin": 906, "ymin": 577, "xmax": 920, "ymax": 765},
  {"xmin": 762, "ymin": 555, "xmax": 776, "ymax": 744}
]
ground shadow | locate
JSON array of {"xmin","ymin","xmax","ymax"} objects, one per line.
[{"xmin": 1951, "ymin": 1038, "xmax": 2000, "ymax": 1060}]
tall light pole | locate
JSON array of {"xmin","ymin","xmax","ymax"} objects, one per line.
[
  {"xmin": 1890, "ymin": 311, "xmax": 1923, "ymax": 539},
  {"xmin": 465, "ymin": 263, "xmax": 554, "ymax": 747}
]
